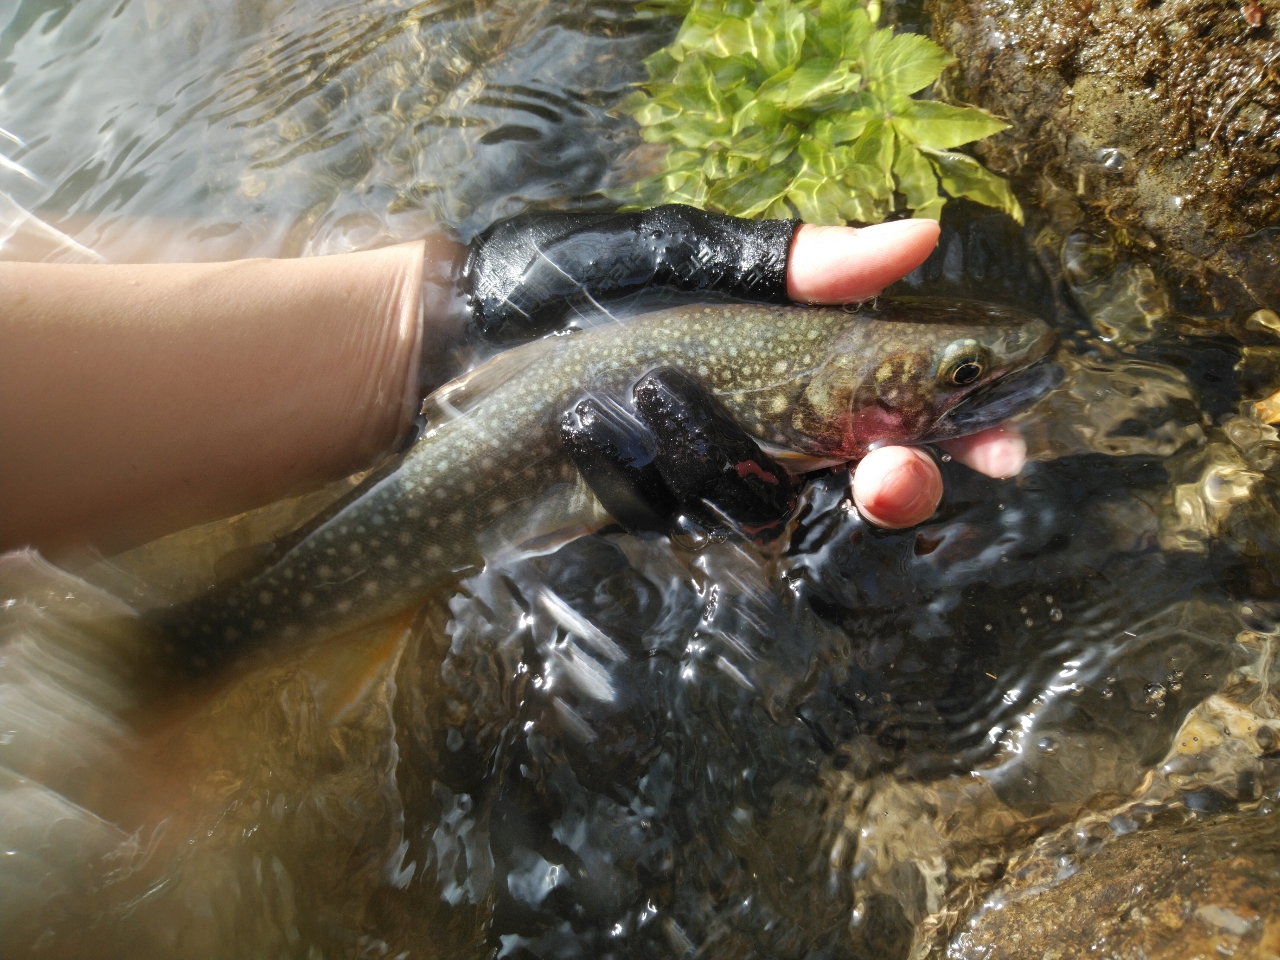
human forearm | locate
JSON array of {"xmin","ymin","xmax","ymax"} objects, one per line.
[{"xmin": 0, "ymin": 241, "xmax": 430, "ymax": 557}]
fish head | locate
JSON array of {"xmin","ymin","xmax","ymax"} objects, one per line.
[{"xmin": 785, "ymin": 298, "xmax": 1057, "ymax": 459}]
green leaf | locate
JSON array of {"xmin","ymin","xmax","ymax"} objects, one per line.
[
  {"xmin": 664, "ymin": 166, "xmax": 710, "ymax": 206},
  {"xmin": 751, "ymin": 0, "xmax": 805, "ymax": 74},
  {"xmin": 642, "ymin": 47, "xmax": 680, "ymax": 82},
  {"xmin": 797, "ymin": 137, "xmax": 837, "ymax": 176},
  {"xmin": 846, "ymin": 116, "xmax": 895, "ymax": 193},
  {"xmin": 762, "ymin": 196, "xmax": 795, "ymax": 220},
  {"xmin": 824, "ymin": 106, "xmax": 875, "ymax": 144},
  {"xmin": 842, "ymin": 162, "xmax": 892, "ymax": 202},
  {"xmin": 837, "ymin": 189, "xmax": 891, "ymax": 224},
  {"xmin": 892, "ymin": 134, "xmax": 945, "ymax": 219},
  {"xmin": 890, "ymin": 99, "xmax": 1008, "ymax": 149},
  {"xmin": 783, "ymin": 58, "xmax": 861, "ymax": 107},
  {"xmin": 621, "ymin": 0, "xmax": 1013, "ymax": 227},
  {"xmin": 813, "ymin": 0, "xmax": 850, "ymax": 58},
  {"xmin": 731, "ymin": 98, "xmax": 782, "ymax": 137},
  {"xmin": 707, "ymin": 162, "xmax": 794, "ymax": 217},
  {"xmin": 704, "ymin": 54, "xmax": 756, "ymax": 91},
  {"xmin": 786, "ymin": 171, "xmax": 850, "ymax": 224},
  {"xmin": 768, "ymin": 124, "xmax": 801, "ymax": 163},
  {"xmin": 923, "ymin": 148, "xmax": 1023, "ymax": 223},
  {"xmin": 842, "ymin": 7, "xmax": 875, "ymax": 58},
  {"xmin": 666, "ymin": 147, "xmax": 705, "ymax": 170},
  {"xmin": 667, "ymin": 117, "xmax": 733, "ymax": 147},
  {"xmin": 729, "ymin": 121, "xmax": 797, "ymax": 161},
  {"xmin": 861, "ymin": 28, "xmax": 953, "ymax": 97},
  {"xmin": 754, "ymin": 65, "xmax": 797, "ymax": 103}
]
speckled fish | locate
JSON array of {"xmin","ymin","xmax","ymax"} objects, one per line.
[{"xmin": 161, "ymin": 298, "xmax": 1056, "ymax": 670}]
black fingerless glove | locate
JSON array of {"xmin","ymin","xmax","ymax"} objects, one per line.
[
  {"xmin": 561, "ymin": 366, "xmax": 795, "ymax": 537},
  {"xmin": 466, "ymin": 204, "xmax": 801, "ymax": 342}
]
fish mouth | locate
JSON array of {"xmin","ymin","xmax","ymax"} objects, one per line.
[{"xmin": 925, "ymin": 358, "xmax": 1065, "ymax": 442}]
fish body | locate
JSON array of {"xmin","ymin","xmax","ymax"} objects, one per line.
[{"xmin": 167, "ymin": 298, "xmax": 1054, "ymax": 669}]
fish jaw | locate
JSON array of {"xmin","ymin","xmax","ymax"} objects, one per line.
[{"xmin": 923, "ymin": 357, "xmax": 1064, "ymax": 443}]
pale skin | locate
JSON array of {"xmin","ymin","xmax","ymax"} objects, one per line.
[{"xmin": 0, "ymin": 218, "xmax": 1023, "ymax": 558}]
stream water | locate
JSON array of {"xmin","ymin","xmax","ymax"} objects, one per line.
[{"xmin": 3, "ymin": 1, "xmax": 1279, "ymax": 958}]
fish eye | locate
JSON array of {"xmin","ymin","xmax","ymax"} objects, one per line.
[
  {"xmin": 938, "ymin": 344, "xmax": 990, "ymax": 388},
  {"xmin": 936, "ymin": 340, "xmax": 993, "ymax": 389},
  {"xmin": 948, "ymin": 358, "xmax": 985, "ymax": 386}
]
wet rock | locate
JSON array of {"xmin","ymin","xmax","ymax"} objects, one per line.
[
  {"xmin": 929, "ymin": 0, "xmax": 1280, "ymax": 316},
  {"xmin": 945, "ymin": 809, "xmax": 1280, "ymax": 959}
]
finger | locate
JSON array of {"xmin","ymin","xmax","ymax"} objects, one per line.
[
  {"xmin": 937, "ymin": 424, "xmax": 1027, "ymax": 479},
  {"xmin": 786, "ymin": 219, "xmax": 941, "ymax": 304},
  {"xmin": 633, "ymin": 367, "xmax": 794, "ymax": 527},
  {"xmin": 852, "ymin": 446, "xmax": 944, "ymax": 529}
]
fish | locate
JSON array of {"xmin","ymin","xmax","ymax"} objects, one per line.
[{"xmin": 158, "ymin": 297, "xmax": 1056, "ymax": 672}]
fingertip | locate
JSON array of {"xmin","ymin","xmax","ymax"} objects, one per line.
[
  {"xmin": 787, "ymin": 218, "xmax": 941, "ymax": 305},
  {"xmin": 939, "ymin": 425, "xmax": 1027, "ymax": 479},
  {"xmin": 852, "ymin": 446, "xmax": 944, "ymax": 529}
]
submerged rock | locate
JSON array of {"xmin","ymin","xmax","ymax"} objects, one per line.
[
  {"xmin": 929, "ymin": 0, "xmax": 1280, "ymax": 316},
  {"xmin": 946, "ymin": 809, "xmax": 1280, "ymax": 959}
]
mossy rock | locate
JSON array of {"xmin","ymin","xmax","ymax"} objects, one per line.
[{"xmin": 928, "ymin": 0, "xmax": 1280, "ymax": 316}]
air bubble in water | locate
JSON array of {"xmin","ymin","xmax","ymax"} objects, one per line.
[
  {"xmin": 1144, "ymin": 682, "xmax": 1167, "ymax": 706},
  {"xmin": 1037, "ymin": 736, "xmax": 1058, "ymax": 755},
  {"xmin": 1049, "ymin": 607, "xmax": 1063, "ymax": 621}
]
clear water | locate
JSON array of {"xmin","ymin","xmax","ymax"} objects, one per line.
[{"xmin": 3, "ymin": 2, "xmax": 1280, "ymax": 958}]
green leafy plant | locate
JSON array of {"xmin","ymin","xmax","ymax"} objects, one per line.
[{"xmin": 619, "ymin": 0, "xmax": 1022, "ymax": 224}]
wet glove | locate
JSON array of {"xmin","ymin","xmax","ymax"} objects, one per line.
[
  {"xmin": 465, "ymin": 204, "xmax": 800, "ymax": 342},
  {"xmin": 561, "ymin": 366, "xmax": 796, "ymax": 537}
]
